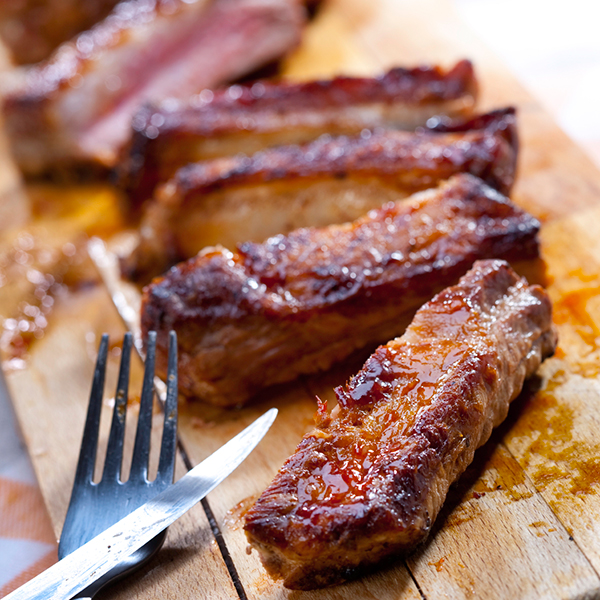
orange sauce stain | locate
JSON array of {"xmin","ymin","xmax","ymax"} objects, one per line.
[
  {"xmin": 549, "ymin": 267, "xmax": 600, "ymax": 376},
  {"xmin": 251, "ymin": 572, "xmax": 277, "ymax": 596},
  {"xmin": 553, "ymin": 286, "xmax": 600, "ymax": 349},
  {"xmin": 429, "ymin": 557, "xmax": 446, "ymax": 572},
  {"xmin": 568, "ymin": 458, "xmax": 600, "ymax": 496},
  {"xmin": 1, "ymin": 183, "xmax": 126, "ymax": 360},
  {"xmin": 544, "ymin": 368, "xmax": 567, "ymax": 392},
  {"xmin": 445, "ymin": 447, "xmax": 531, "ymax": 529},
  {"xmin": 528, "ymin": 521, "xmax": 557, "ymax": 537},
  {"xmin": 125, "ymin": 393, "xmax": 141, "ymax": 407},
  {"xmin": 444, "ymin": 507, "xmax": 477, "ymax": 529},
  {"xmin": 0, "ymin": 235, "xmax": 73, "ymax": 359},
  {"xmin": 508, "ymin": 385, "xmax": 600, "ymax": 498},
  {"xmin": 223, "ymin": 495, "xmax": 260, "ymax": 531},
  {"xmin": 569, "ymin": 267, "xmax": 600, "ymax": 284},
  {"xmin": 470, "ymin": 447, "xmax": 529, "ymax": 502}
]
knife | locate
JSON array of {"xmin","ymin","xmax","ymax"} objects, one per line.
[{"xmin": 4, "ymin": 407, "xmax": 277, "ymax": 600}]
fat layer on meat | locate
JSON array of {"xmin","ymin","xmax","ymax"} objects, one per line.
[
  {"xmin": 140, "ymin": 174, "xmax": 539, "ymax": 407},
  {"xmin": 244, "ymin": 259, "xmax": 557, "ymax": 589},
  {"xmin": 2, "ymin": 0, "xmax": 305, "ymax": 175},
  {"xmin": 125, "ymin": 108, "xmax": 517, "ymax": 283},
  {"xmin": 121, "ymin": 60, "xmax": 479, "ymax": 206}
]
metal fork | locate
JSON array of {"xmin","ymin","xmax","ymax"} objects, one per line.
[{"xmin": 58, "ymin": 330, "xmax": 178, "ymax": 599}]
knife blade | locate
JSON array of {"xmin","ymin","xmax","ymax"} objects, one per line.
[{"xmin": 5, "ymin": 407, "xmax": 277, "ymax": 600}]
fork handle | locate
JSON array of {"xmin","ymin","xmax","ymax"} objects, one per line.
[{"xmin": 68, "ymin": 531, "xmax": 168, "ymax": 599}]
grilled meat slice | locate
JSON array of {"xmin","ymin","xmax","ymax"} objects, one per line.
[
  {"xmin": 125, "ymin": 108, "xmax": 517, "ymax": 283},
  {"xmin": 122, "ymin": 60, "xmax": 478, "ymax": 206},
  {"xmin": 0, "ymin": 0, "xmax": 119, "ymax": 65},
  {"xmin": 2, "ymin": 0, "xmax": 304, "ymax": 175},
  {"xmin": 244, "ymin": 259, "xmax": 557, "ymax": 589},
  {"xmin": 140, "ymin": 174, "xmax": 540, "ymax": 407}
]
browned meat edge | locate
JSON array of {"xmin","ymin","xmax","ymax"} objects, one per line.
[
  {"xmin": 140, "ymin": 174, "xmax": 539, "ymax": 407},
  {"xmin": 244, "ymin": 259, "xmax": 557, "ymax": 589},
  {"xmin": 124, "ymin": 108, "xmax": 517, "ymax": 284},
  {"xmin": 121, "ymin": 60, "xmax": 478, "ymax": 207},
  {"xmin": 172, "ymin": 107, "xmax": 515, "ymax": 194}
]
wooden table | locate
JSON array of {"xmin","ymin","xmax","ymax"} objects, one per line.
[{"xmin": 2, "ymin": 0, "xmax": 600, "ymax": 598}]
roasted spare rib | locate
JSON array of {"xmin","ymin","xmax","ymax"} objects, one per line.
[
  {"xmin": 141, "ymin": 174, "xmax": 540, "ymax": 407},
  {"xmin": 2, "ymin": 0, "xmax": 305, "ymax": 175},
  {"xmin": 244, "ymin": 259, "xmax": 557, "ymax": 589},
  {"xmin": 125, "ymin": 108, "xmax": 517, "ymax": 283},
  {"xmin": 122, "ymin": 60, "xmax": 479, "ymax": 206}
]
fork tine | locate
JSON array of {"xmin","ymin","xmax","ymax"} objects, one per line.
[
  {"xmin": 101, "ymin": 333, "xmax": 133, "ymax": 482},
  {"xmin": 130, "ymin": 331, "xmax": 156, "ymax": 481},
  {"xmin": 157, "ymin": 331, "xmax": 178, "ymax": 484},
  {"xmin": 73, "ymin": 334, "xmax": 109, "ymax": 484}
]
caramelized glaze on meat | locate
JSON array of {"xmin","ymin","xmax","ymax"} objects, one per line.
[
  {"xmin": 126, "ymin": 109, "xmax": 517, "ymax": 283},
  {"xmin": 244, "ymin": 259, "xmax": 557, "ymax": 589},
  {"xmin": 141, "ymin": 174, "xmax": 539, "ymax": 407},
  {"xmin": 122, "ymin": 60, "xmax": 478, "ymax": 206}
]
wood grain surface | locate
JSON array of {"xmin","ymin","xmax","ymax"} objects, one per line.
[{"xmin": 2, "ymin": 0, "xmax": 600, "ymax": 599}]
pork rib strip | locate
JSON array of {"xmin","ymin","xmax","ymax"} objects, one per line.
[
  {"xmin": 126, "ymin": 108, "xmax": 517, "ymax": 283},
  {"xmin": 141, "ymin": 174, "xmax": 540, "ymax": 407},
  {"xmin": 122, "ymin": 60, "xmax": 479, "ymax": 206},
  {"xmin": 3, "ymin": 0, "xmax": 304, "ymax": 175},
  {"xmin": 244, "ymin": 259, "xmax": 557, "ymax": 589}
]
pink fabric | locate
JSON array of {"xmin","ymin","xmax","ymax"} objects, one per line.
[{"xmin": 0, "ymin": 465, "xmax": 57, "ymax": 596}]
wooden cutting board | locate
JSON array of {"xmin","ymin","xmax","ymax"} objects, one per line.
[{"xmin": 2, "ymin": 0, "xmax": 600, "ymax": 598}]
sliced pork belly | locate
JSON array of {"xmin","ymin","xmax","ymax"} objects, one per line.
[
  {"xmin": 2, "ymin": 0, "xmax": 305, "ymax": 175},
  {"xmin": 125, "ymin": 108, "xmax": 517, "ymax": 283},
  {"xmin": 140, "ymin": 174, "xmax": 539, "ymax": 408},
  {"xmin": 122, "ymin": 60, "xmax": 479, "ymax": 206},
  {"xmin": 244, "ymin": 259, "xmax": 557, "ymax": 589}
]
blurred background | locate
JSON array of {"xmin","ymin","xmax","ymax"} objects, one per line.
[{"xmin": 455, "ymin": 0, "xmax": 600, "ymax": 168}]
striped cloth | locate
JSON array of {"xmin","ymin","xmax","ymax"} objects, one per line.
[{"xmin": 0, "ymin": 372, "xmax": 57, "ymax": 597}]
